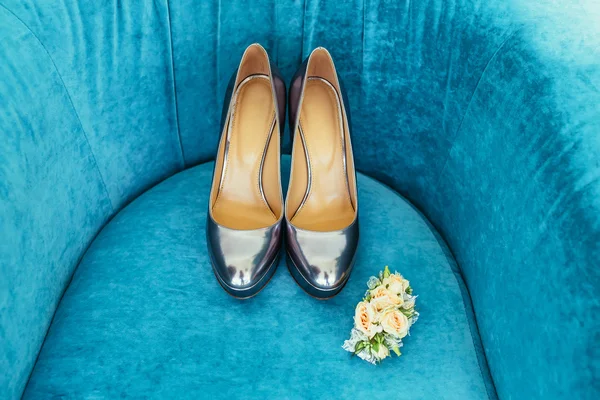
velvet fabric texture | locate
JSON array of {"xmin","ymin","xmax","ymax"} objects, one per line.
[
  {"xmin": 1, "ymin": 1, "xmax": 598, "ymax": 399},
  {"xmin": 24, "ymin": 159, "xmax": 495, "ymax": 399},
  {"xmin": 0, "ymin": 6, "xmax": 113, "ymax": 398}
]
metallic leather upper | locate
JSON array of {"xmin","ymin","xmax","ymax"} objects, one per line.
[
  {"xmin": 286, "ymin": 218, "xmax": 359, "ymax": 292},
  {"xmin": 207, "ymin": 217, "xmax": 282, "ymax": 294},
  {"xmin": 207, "ymin": 44, "xmax": 286, "ymax": 297},
  {"xmin": 285, "ymin": 48, "xmax": 359, "ymax": 297}
]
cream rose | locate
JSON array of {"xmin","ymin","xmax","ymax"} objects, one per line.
[
  {"xmin": 354, "ymin": 301, "xmax": 380, "ymax": 338},
  {"xmin": 380, "ymin": 309, "xmax": 409, "ymax": 339},
  {"xmin": 382, "ymin": 274, "xmax": 409, "ymax": 296},
  {"xmin": 369, "ymin": 285, "xmax": 403, "ymax": 312}
]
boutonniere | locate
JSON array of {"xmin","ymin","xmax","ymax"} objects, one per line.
[{"xmin": 342, "ymin": 266, "xmax": 418, "ymax": 364}]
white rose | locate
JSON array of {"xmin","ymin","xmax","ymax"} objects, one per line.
[
  {"xmin": 354, "ymin": 301, "xmax": 381, "ymax": 339},
  {"xmin": 380, "ymin": 309, "xmax": 409, "ymax": 339},
  {"xmin": 374, "ymin": 344, "xmax": 390, "ymax": 360},
  {"xmin": 382, "ymin": 274, "xmax": 409, "ymax": 296}
]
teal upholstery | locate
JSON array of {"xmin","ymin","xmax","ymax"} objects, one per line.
[
  {"xmin": 1, "ymin": 1, "xmax": 598, "ymax": 399},
  {"xmin": 23, "ymin": 159, "xmax": 495, "ymax": 399}
]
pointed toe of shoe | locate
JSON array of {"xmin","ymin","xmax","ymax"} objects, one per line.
[
  {"xmin": 207, "ymin": 218, "xmax": 282, "ymax": 298},
  {"xmin": 285, "ymin": 221, "xmax": 359, "ymax": 299}
]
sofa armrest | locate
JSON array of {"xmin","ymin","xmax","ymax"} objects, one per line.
[
  {"xmin": 0, "ymin": 6, "xmax": 113, "ymax": 399},
  {"xmin": 429, "ymin": 15, "xmax": 600, "ymax": 398}
]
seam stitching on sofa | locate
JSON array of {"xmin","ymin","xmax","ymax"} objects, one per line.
[
  {"xmin": 300, "ymin": 0, "xmax": 307, "ymax": 58},
  {"xmin": 360, "ymin": 0, "xmax": 366, "ymax": 80},
  {"xmin": 165, "ymin": 0, "xmax": 185, "ymax": 168},
  {"xmin": 433, "ymin": 28, "xmax": 521, "ymax": 190},
  {"xmin": 215, "ymin": 0, "xmax": 222, "ymax": 111},
  {"xmin": 273, "ymin": 1, "xmax": 278, "ymax": 65},
  {"xmin": 0, "ymin": 4, "xmax": 115, "ymax": 214},
  {"xmin": 451, "ymin": 269, "xmax": 497, "ymax": 400},
  {"xmin": 428, "ymin": 220, "xmax": 498, "ymax": 400},
  {"xmin": 359, "ymin": 171, "xmax": 498, "ymax": 399}
]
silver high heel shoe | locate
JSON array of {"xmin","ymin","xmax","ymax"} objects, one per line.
[
  {"xmin": 207, "ymin": 44, "xmax": 286, "ymax": 299},
  {"xmin": 285, "ymin": 47, "xmax": 359, "ymax": 299}
]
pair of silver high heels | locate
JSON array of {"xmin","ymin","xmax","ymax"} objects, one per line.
[{"xmin": 207, "ymin": 44, "xmax": 359, "ymax": 299}]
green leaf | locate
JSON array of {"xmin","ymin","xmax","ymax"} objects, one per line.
[
  {"xmin": 354, "ymin": 341, "xmax": 367, "ymax": 353},
  {"xmin": 391, "ymin": 346, "xmax": 401, "ymax": 357},
  {"xmin": 383, "ymin": 266, "xmax": 391, "ymax": 279},
  {"xmin": 372, "ymin": 342, "xmax": 379, "ymax": 352},
  {"xmin": 400, "ymin": 308, "xmax": 413, "ymax": 317}
]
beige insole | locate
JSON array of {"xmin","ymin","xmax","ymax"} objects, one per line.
[
  {"xmin": 212, "ymin": 76, "xmax": 278, "ymax": 230},
  {"xmin": 290, "ymin": 78, "xmax": 355, "ymax": 231}
]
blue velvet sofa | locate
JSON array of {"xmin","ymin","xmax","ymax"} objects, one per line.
[{"xmin": 1, "ymin": 1, "xmax": 598, "ymax": 399}]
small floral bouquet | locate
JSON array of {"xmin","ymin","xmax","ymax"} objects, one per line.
[{"xmin": 342, "ymin": 266, "xmax": 418, "ymax": 364}]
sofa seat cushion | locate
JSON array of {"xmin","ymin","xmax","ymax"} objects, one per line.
[{"xmin": 24, "ymin": 157, "xmax": 495, "ymax": 399}]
